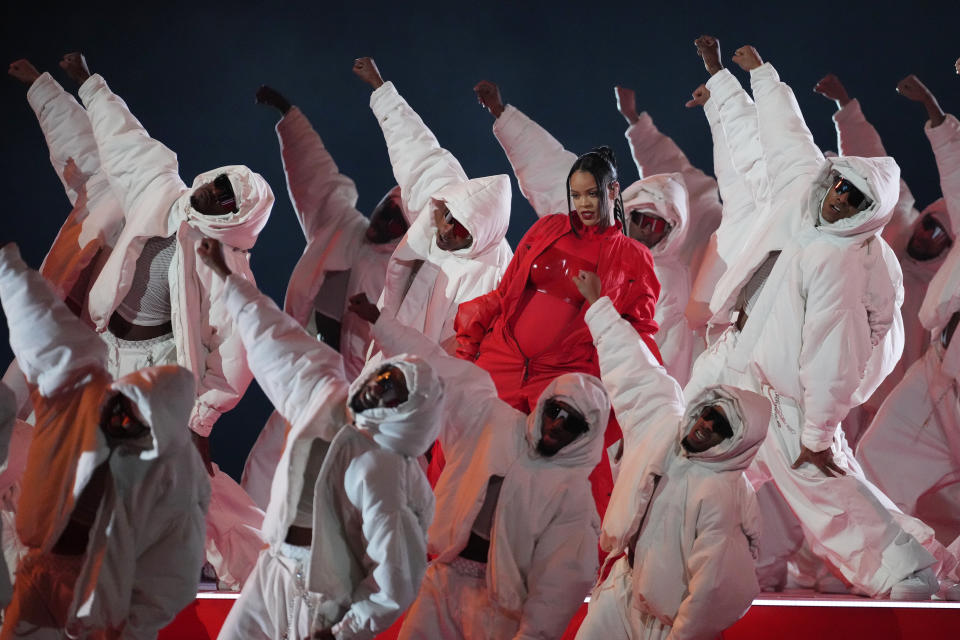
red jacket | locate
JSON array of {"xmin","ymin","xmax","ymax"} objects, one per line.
[{"xmin": 456, "ymin": 213, "xmax": 661, "ymax": 376}]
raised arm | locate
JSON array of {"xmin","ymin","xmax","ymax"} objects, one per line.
[
  {"xmin": 259, "ymin": 86, "xmax": 369, "ymax": 245},
  {"xmin": 482, "ymin": 81, "xmax": 576, "ymax": 216},
  {"xmin": 579, "ymin": 273, "xmax": 685, "ymax": 447},
  {"xmin": 199, "ymin": 240, "xmax": 349, "ymax": 432},
  {"xmin": 11, "ymin": 62, "xmax": 98, "ymax": 205},
  {"xmin": 356, "ymin": 57, "xmax": 467, "ymax": 220},
  {"xmin": 912, "ymin": 77, "xmax": 960, "ymax": 231},
  {"xmin": 743, "ymin": 48, "xmax": 825, "ymax": 196},
  {"xmin": 74, "ymin": 54, "xmax": 187, "ymax": 222},
  {"xmin": 0, "ymin": 244, "xmax": 107, "ymax": 398}
]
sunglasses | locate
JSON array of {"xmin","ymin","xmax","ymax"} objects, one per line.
[
  {"xmin": 700, "ymin": 406, "xmax": 732, "ymax": 438},
  {"xmin": 830, "ymin": 176, "xmax": 872, "ymax": 212},
  {"xmin": 544, "ymin": 400, "xmax": 589, "ymax": 435},
  {"xmin": 630, "ymin": 210, "xmax": 669, "ymax": 233},
  {"xmin": 921, "ymin": 215, "xmax": 947, "ymax": 240},
  {"xmin": 442, "ymin": 210, "xmax": 472, "ymax": 239},
  {"xmin": 213, "ymin": 174, "xmax": 237, "ymax": 211}
]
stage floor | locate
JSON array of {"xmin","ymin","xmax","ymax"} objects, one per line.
[{"xmin": 160, "ymin": 590, "xmax": 960, "ymax": 639}]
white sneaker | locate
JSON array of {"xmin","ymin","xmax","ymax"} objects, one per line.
[{"xmin": 890, "ymin": 568, "xmax": 938, "ymax": 601}]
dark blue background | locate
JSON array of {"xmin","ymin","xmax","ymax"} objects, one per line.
[{"xmin": 2, "ymin": 0, "xmax": 958, "ymax": 480}]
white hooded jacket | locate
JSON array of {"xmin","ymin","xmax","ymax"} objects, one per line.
[
  {"xmin": 585, "ymin": 296, "xmax": 770, "ymax": 640},
  {"xmin": 705, "ymin": 64, "xmax": 904, "ymax": 452},
  {"xmin": 221, "ymin": 274, "xmax": 442, "ymax": 640},
  {"xmin": 369, "ymin": 82, "xmax": 512, "ymax": 355},
  {"xmin": 0, "ymin": 244, "xmax": 209, "ymax": 639},
  {"xmin": 77, "ymin": 74, "xmax": 274, "ymax": 436},
  {"xmin": 371, "ymin": 314, "xmax": 607, "ymax": 640}
]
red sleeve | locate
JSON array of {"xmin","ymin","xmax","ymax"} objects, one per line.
[
  {"xmin": 454, "ymin": 289, "xmax": 502, "ymax": 360},
  {"xmin": 616, "ymin": 246, "xmax": 663, "ymax": 364}
]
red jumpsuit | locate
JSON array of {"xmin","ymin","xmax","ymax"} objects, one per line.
[{"xmin": 455, "ymin": 212, "xmax": 661, "ymax": 516}]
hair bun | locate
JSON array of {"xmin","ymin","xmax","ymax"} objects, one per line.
[{"xmin": 590, "ymin": 145, "xmax": 617, "ymax": 170}]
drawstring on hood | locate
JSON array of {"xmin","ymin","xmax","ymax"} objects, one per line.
[{"xmin": 349, "ymin": 354, "xmax": 444, "ymax": 457}]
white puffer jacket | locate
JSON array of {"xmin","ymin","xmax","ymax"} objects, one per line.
[
  {"xmin": 585, "ymin": 296, "xmax": 769, "ymax": 640},
  {"xmin": 369, "ymin": 82, "xmax": 512, "ymax": 356},
  {"xmin": 371, "ymin": 314, "xmax": 606, "ymax": 640},
  {"xmin": 77, "ymin": 74, "xmax": 274, "ymax": 436},
  {"xmin": 833, "ymin": 99, "xmax": 955, "ymax": 408},
  {"xmin": 222, "ymin": 275, "xmax": 442, "ymax": 640},
  {"xmin": 25, "ymin": 72, "xmax": 126, "ymax": 317},
  {"xmin": 277, "ymin": 106, "xmax": 404, "ymax": 379},
  {"xmin": 0, "ymin": 244, "xmax": 209, "ymax": 640},
  {"xmin": 624, "ymin": 112, "xmax": 723, "ymax": 324},
  {"xmin": 715, "ymin": 63, "xmax": 904, "ymax": 452},
  {"xmin": 622, "ymin": 173, "xmax": 694, "ymax": 385}
]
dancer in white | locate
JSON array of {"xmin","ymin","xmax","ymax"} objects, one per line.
[
  {"xmin": 573, "ymin": 270, "xmax": 770, "ymax": 640},
  {"xmin": 351, "ymin": 301, "xmax": 606, "ymax": 640},
  {"xmin": 0, "ymin": 243, "xmax": 209, "ymax": 639},
  {"xmin": 199, "ymin": 239, "xmax": 443, "ymax": 640},
  {"xmin": 352, "ymin": 57, "xmax": 513, "ymax": 358},
  {"xmin": 813, "ymin": 72, "xmax": 954, "ymax": 441},
  {"xmin": 241, "ymin": 84, "xmax": 409, "ymax": 509},
  {"xmin": 686, "ymin": 40, "xmax": 943, "ymax": 599},
  {"xmin": 858, "ymin": 74, "xmax": 960, "ymax": 546},
  {"xmin": 10, "ymin": 52, "xmax": 272, "ymax": 590}
]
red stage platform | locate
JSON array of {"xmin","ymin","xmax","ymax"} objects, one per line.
[{"xmin": 160, "ymin": 591, "xmax": 960, "ymax": 639}]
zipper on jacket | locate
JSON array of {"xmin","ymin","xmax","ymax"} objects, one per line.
[{"xmin": 522, "ymin": 357, "xmax": 531, "ymax": 383}]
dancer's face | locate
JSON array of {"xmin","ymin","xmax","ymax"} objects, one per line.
[
  {"xmin": 350, "ymin": 366, "xmax": 409, "ymax": 413},
  {"xmin": 190, "ymin": 174, "xmax": 238, "ymax": 216},
  {"xmin": 627, "ymin": 208, "xmax": 671, "ymax": 248},
  {"xmin": 366, "ymin": 189, "xmax": 408, "ymax": 244},
  {"xmin": 907, "ymin": 214, "xmax": 951, "ymax": 261},
  {"xmin": 681, "ymin": 405, "xmax": 731, "ymax": 453},
  {"xmin": 537, "ymin": 399, "xmax": 588, "ymax": 456},
  {"xmin": 433, "ymin": 201, "xmax": 473, "ymax": 251}
]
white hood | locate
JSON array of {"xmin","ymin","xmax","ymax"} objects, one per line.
[
  {"xmin": 172, "ymin": 165, "xmax": 275, "ymax": 250},
  {"xmin": 621, "ymin": 172, "xmax": 690, "ymax": 257},
  {"xmin": 682, "ymin": 385, "xmax": 770, "ymax": 473},
  {"xmin": 429, "ymin": 174, "xmax": 512, "ymax": 263},
  {"xmin": 108, "ymin": 365, "xmax": 197, "ymax": 460},
  {"xmin": 349, "ymin": 354, "xmax": 444, "ymax": 458},
  {"xmin": 808, "ymin": 156, "xmax": 901, "ymax": 240},
  {"xmin": 524, "ymin": 372, "xmax": 609, "ymax": 469}
]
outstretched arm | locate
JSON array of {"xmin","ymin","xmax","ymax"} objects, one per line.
[
  {"xmin": 75, "ymin": 53, "xmax": 187, "ymax": 223},
  {"xmin": 199, "ymin": 240, "xmax": 348, "ymax": 432},
  {"xmin": 356, "ymin": 57, "xmax": 468, "ymax": 222},
  {"xmin": 486, "ymin": 80, "xmax": 577, "ymax": 216},
  {"xmin": 744, "ymin": 47, "xmax": 825, "ymax": 196},
  {"xmin": 0, "ymin": 244, "xmax": 107, "ymax": 397},
  {"xmin": 261, "ymin": 86, "xmax": 369, "ymax": 245},
  {"xmin": 577, "ymin": 272, "xmax": 685, "ymax": 448}
]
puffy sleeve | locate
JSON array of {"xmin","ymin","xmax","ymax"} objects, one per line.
[
  {"xmin": 493, "ymin": 104, "xmax": 576, "ymax": 217},
  {"xmin": 26, "ymin": 72, "xmax": 102, "ymax": 205},
  {"xmin": 277, "ymin": 106, "xmax": 369, "ymax": 246},
  {"xmin": 925, "ymin": 113, "xmax": 960, "ymax": 236},
  {"xmin": 798, "ymin": 249, "xmax": 874, "ymax": 452},
  {"xmin": 668, "ymin": 487, "xmax": 759, "ymax": 640},
  {"xmin": 0, "ymin": 244, "xmax": 106, "ymax": 398},
  {"xmin": 513, "ymin": 486, "xmax": 599, "ymax": 640},
  {"xmin": 334, "ymin": 455, "xmax": 431, "ymax": 640},
  {"xmin": 833, "ymin": 100, "xmax": 918, "ymax": 251},
  {"xmin": 585, "ymin": 296, "xmax": 684, "ymax": 449},
  {"xmin": 78, "ymin": 74, "xmax": 187, "ymax": 223},
  {"xmin": 369, "ymin": 81, "xmax": 467, "ymax": 223},
  {"xmin": 749, "ymin": 63, "xmax": 825, "ymax": 200},
  {"xmin": 222, "ymin": 273, "xmax": 348, "ymax": 435}
]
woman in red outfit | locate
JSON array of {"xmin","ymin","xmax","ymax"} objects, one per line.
[{"xmin": 455, "ymin": 139, "xmax": 661, "ymax": 516}]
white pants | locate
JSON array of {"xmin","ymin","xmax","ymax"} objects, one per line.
[
  {"xmin": 575, "ymin": 557, "xmax": 670, "ymax": 640},
  {"xmin": 218, "ymin": 544, "xmax": 342, "ymax": 640},
  {"xmin": 686, "ymin": 328, "xmax": 940, "ymax": 596},
  {"xmin": 751, "ymin": 389, "xmax": 939, "ymax": 596},
  {"xmin": 397, "ymin": 560, "xmax": 520, "ymax": 640},
  {"xmin": 857, "ymin": 348, "xmax": 960, "ymax": 544},
  {"xmin": 100, "ymin": 331, "xmax": 265, "ymax": 589}
]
